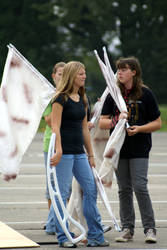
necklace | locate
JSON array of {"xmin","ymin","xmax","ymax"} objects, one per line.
[{"xmin": 70, "ymin": 94, "xmax": 80, "ymax": 102}]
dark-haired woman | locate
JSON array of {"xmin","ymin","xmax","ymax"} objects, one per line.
[{"xmin": 99, "ymin": 57, "xmax": 161, "ymax": 244}]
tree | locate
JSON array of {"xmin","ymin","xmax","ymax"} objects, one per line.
[
  {"xmin": 49, "ymin": 0, "xmax": 167, "ymax": 103},
  {"xmin": 48, "ymin": 0, "xmax": 119, "ymax": 101},
  {"xmin": 0, "ymin": 0, "xmax": 66, "ymax": 82},
  {"xmin": 1, "ymin": 0, "xmax": 167, "ymax": 103},
  {"xmin": 113, "ymin": 0, "xmax": 167, "ymax": 103}
]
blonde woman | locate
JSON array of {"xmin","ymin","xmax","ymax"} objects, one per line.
[{"xmin": 49, "ymin": 61, "xmax": 109, "ymax": 248}]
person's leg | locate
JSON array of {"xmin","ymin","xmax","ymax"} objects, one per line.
[
  {"xmin": 44, "ymin": 151, "xmax": 58, "ymax": 234},
  {"xmin": 50, "ymin": 155, "xmax": 74, "ymax": 244},
  {"xmin": 44, "ymin": 151, "xmax": 51, "ymax": 208},
  {"xmin": 115, "ymin": 159, "xmax": 135, "ymax": 235},
  {"xmin": 67, "ymin": 178, "xmax": 88, "ymax": 233},
  {"xmin": 45, "ymin": 205, "xmax": 57, "ymax": 234},
  {"xmin": 73, "ymin": 154, "xmax": 107, "ymax": 245},
  {"xmin": 130, "ymin": 158, "xmax": 156, "ymax": 234}
]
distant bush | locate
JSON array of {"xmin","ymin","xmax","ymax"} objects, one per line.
[{"xmin": 159, "ymin": 105, "xmax": 167, "ymax": 132}]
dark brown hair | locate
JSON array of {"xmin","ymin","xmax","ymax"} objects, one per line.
[{"xmin": 116, "ymin": 57, "xmax": 147, "ymax": 100}]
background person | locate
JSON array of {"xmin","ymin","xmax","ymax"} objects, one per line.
[{"xmin": 43, "ymin": 62, "xmax": 65, "ymax": 234}]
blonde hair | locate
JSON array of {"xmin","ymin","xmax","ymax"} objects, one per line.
[
  {"xmin": 52, "ymin": 62, "xmax": 66, "ymax": 74},
  {"xmin": 53, "ymin": 61, "xmax": 87, "ymax": 107}
]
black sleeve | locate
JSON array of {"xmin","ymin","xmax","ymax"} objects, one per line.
[
  {"xmin": 52, "ymin": 94, "xmax": 66, "ymax": 107},
  {"xmin": 87, "ymin": 95, "xmax": 91, "ymax": 121},
  {"xmin": 144, "ymin": 88, "xmax": 161, "ymax": 122},
  {"xmin": 101, "ymin": 93, "xmax": 115, "ymax": 116}
]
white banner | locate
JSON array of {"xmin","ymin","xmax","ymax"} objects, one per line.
[
  {"xmin": 94, "ymin": 47, "xmax": 128, "ymax": 186},
  {"xmin": 0, "ymin": 44, "xmax": 55, "ymax": 180}
]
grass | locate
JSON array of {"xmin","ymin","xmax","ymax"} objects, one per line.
[
  {"xmin": 38, "ymin": 105, "xmax": 167, "ymax": 133},
  {"xmin": 159, "ymin": 105, "xmax": 167, "ymax": 132}
]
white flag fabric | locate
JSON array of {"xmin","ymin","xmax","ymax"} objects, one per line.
[
  {"xmin": 0, "ymin": 44, "xmax": 55, "ymax": 180},
  {"xmin": 89, "ymin": 88, "xmax": 110, "ymax": 170},
  {"xmin": 90, "ymin": 87, "xmax": 109, "ymax": 135},
  {"xmin": 94, "ymin": 48, "xmax": 128, "ymax": 186}
]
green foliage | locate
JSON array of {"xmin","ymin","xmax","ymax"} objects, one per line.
[
  {"xmin": 159, "ymin": 105, "xmax": 167, "ymax": 131},
  {"xmin": 0, "ymin": 0, "xmax": 66, "ymax": 82},
  {"xmin": 113, "ymin": 0, "xmax": 167, "ymax": 103},
  {"xmin": 0, "ymin": 0, "xmax": 167, "ymax": 104}
]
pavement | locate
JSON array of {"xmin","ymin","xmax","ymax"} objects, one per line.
[{"xmin": 0, "ymin": 132, "xmax": 167, "ymax": 249}]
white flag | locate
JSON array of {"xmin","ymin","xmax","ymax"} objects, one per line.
[
  {"xmin": 0, "ymin": 44, "xmax": 55, "ymax": 180},
  {"xmin": 94, "ymin": 48, "xmax": 128, "ymax": 186}
]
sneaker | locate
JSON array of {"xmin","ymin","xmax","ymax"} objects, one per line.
[
  {"xmin": 102, "ymin": 224, "xmax": 112, "ymax": 233},
  {"xmin": 59, "ymin": 241, "xmax": 77, "ymax": 248},
  {"xmin": 145, "ymin": 229, "xmax": 157, "ymax": 243},
  {"xmin": 45, "ymin": 231, "xmax": 55, "ymax": 235},
  {"xmin": 87, "ymin": 239, "xmax": 109, "ymax": 247},
  {"xmin": 79, "ymin": 238, "xmax": 88, "ymax": 245},
  {"xmin": 115, "ymin": 228, "xmax": 133, "ymax": 242}
]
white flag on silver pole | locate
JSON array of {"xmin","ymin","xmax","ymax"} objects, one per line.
[
  {"xmin": 94, "ymin": 47, "xmax": 128, "ymax": 186},
  {"xmin": 47, "ymin": 133, "xmax": 86, "ymax": 243},
  {"xmin": 0, "ymin": 44, "xmax": 55, "ymax": 180}
]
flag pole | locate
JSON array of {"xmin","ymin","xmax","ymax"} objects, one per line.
[
  {"xmin": 7, "ymin": 44, "xmax": 54, "ymax": 90},
  {"xmin": 47, "ymin": 133, "xmax": 86, "ymax": 243}
]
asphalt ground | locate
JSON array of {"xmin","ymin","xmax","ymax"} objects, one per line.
[{"xmin": 0, "ymin": 132, "xmax": 167, "ymax": 249}]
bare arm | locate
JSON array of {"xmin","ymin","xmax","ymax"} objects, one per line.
[
  {"xmin": 99, "ymin": 112, "xmax": 127, "ymax": 130},
  {"xmin": 99, "ymin": 115, "xmax": 112, "ymax": 130},
  {"xmin": 127, "ymin": 117, "xmax": 162, "ymax": 136},
  {"xmin": 82, "ymin": 113, "xmax": 95, "ymax": 168},
  {"xmin": 44, "ymin": 114, "xmax": 51, "ymax": 127},
  {"xmin": 50, "ymin": 102, "xmax": 63, "ymax": 166}
]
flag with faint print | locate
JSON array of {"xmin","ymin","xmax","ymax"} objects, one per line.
[
  {"xmin": 0, "ymin": 44, "xmax": 55, "ymax": 180},
  {"xmin": 94, "ymin": 48, "xmax": 128, "ymax": 186}
]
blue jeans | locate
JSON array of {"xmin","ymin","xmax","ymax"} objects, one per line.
[
  {"xmin": 46, "ymin": 153, "xmax": 104, "ymax": 244},
  {"xmin": 115, "ymin": 158, "xmax": 155, "ymax": 234}
]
